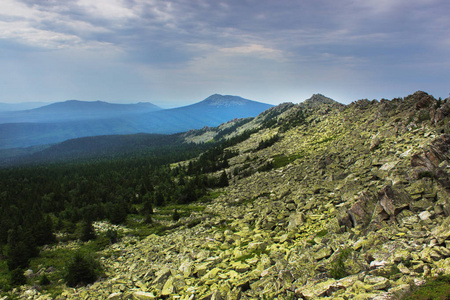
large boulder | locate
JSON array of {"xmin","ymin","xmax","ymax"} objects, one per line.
[
  {"xmin": 341, "ymin": 192, "xmax": 377, "ymax": 228},
  {"xmin": 377, "ymin": 185, "xmax": 411, "ymax": 218},
  {"xmin": 411, "ymin": 135, "xmax": 450, "ymax": 188}
]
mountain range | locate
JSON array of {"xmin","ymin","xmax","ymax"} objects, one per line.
[
  {"xmin": 0, "ymin": 94, "xmax": 273, "ymax": 150},
  {"xmin": 0, "ymin": 100, "xmax": 162, "ymax": 123}
]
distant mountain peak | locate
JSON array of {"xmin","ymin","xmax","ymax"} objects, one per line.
[
  {"xmin": 36, "ymin": 100, "xmax": 161, "ymax": 112},
  {"xmin": 302, "ymin": 94, "xmax": 341, "ymax": 107},
  {"xmin": 200, "ymin": 94, "xmax": 255, "ymax": 107}
]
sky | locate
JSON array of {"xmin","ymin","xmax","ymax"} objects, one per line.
[{"xmin": 0, "ymin": 0, "xmax": 449, "ymax": 107}]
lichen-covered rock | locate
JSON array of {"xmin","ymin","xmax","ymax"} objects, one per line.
[
  {"xmin": 132, "ymin": 291, "xmax": 157, "ymax": 299},
  {"xmin": 296, "ymin": 278, "xmax": 344, "ymax": 299},
  {"xmin": 364, "ymin": 275, "xmax": 390, "ymax": 290}
]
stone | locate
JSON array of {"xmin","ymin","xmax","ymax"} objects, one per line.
[
  {"xmin": 194, "ymin": 262, "xmax": 212, "ymax": 277},
  {"xmin": 369, "ymin": 261, "xmax": 387, "ymax": 269},
  {"xmin": 227, "ymin": 287, "xmax": 242, "ymax": 300},
  {"xmin": 343, "ymin": 191, "xmax": 377, "ymax": 228},
  {"xmin": 389, "ymin": 284, "xmax": 411, "ymax": 298},
  {"xmin": 107, "ymin": 292, "xmax": 123, "ymax": 300},
  {"xmin": 152, "ymin": 267, "xmax": 172, "ymax": 285},
  {"xmin": 287, "ymin": 212, "xmax": 306, "ymax": 231},
  {"xmin": 431, "ymin": 219, "xmax": 450, "ymax": 243},
  {"xmin": 296, "ymin": 279, "xmax": 344, "ymax": 299},
  {"xmin": 370, "ymin": 137, "xmax": 381, "ymax": 151},
  {"xmin": 179, "ymin": 260, "xmax": 193, "ymax": 278},
  {"xmin": 161, "ymin": 276, "xmax": 176, "ymax": 296},
  {"xmin": 434, "ymin": 246, "xmax": 450, "ymax": 257},
  {"xmin": 132, "ymin": 291, "xmax": 157, "ymax": 299},
  {"xmin": 363, "ymin": 275, "xmax": 390, "ymax": 290},
  {"xmin": 231, "ymin": 261, "xmax": 250, "ymax": 273},
  {"xmin": 247, "ymin": 241, "xmax": 267, "ymax": 252},
  {"xmin": 378, "ymin": 185, "xmax": 410, "ymax": 217},
  {"xmin": 314, "ymin": 246, "xmax": 332, "ymax": 261},
  {"xmin": 393, "ymin": 250, "xmax": 412, "ymax": 263},
  {"xmin": 419, "ymin": 210, "xmax": 432, "ymax": 220},
  {"xmin": 397, "ymin": 263, "xmax": 411, "ymax": 275},
  {"xmin": 420, "ymin": 247, "xmax": 442, "ymax": 262}
]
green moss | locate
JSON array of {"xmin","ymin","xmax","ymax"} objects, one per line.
[
  {"xmin": 235, "ymin": 249, "xmax": 269, "ymax": 262},
  {"xmin": 330, "ymin": 248, "xmax": 353, "ymax": 279},
  {"xmin": 311, "ymin": 136, "xmax": 337, "ymax": 145},
  {"xmin": 272, "ymin": 152, "xmax": 305, "ymax": 168},
  {"xmin": 418, "ymin": 171, "xmax": 435, "ymax": 180},
  {"xmin": 403, "ymin": 275, "xmax": 450, "ymax": 300},
  {"xmin": 316, "ymin": 229, "xmax": 328, "ymax": 237}
]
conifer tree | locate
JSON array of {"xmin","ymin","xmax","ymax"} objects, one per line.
[{"xmin": 217, "ymin": 171, "xmax": 229, "ymax": 187}]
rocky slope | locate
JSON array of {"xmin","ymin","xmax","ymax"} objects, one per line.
[{"xmin": 10, "ymin": 91, "xmax": 450, "ymax": 299}]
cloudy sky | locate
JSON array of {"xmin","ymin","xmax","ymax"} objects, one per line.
[{"xmin": 0, "ymin": 0, "xmax": 449, "ymax": 107}]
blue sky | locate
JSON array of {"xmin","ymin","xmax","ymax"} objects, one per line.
[{"xmin": 0, "ymin": 0, "xmax": 449, "ymax": 107}]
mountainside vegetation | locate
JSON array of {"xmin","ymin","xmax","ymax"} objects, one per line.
[{"xmin": 0, "ymin": 91, "xmax": 449, "ymax": 299}]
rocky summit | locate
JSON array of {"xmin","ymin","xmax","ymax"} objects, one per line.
[{"xmin": 10, "ymin": 91, "xmax": 450, "ymax": 299}]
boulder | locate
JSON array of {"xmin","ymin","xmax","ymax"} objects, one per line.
[
  {"xmin": 287, "ymin": 212, "xmax": 306, "ymax": 231},
  {"xmin": 433, "ymin": 101, "xmax": 450, "ymax": 123},
  {"xmin": 342, "ymin": 191, "xmax": 377, "ymax": 228},
  {"xmin": 132, "ymin": 291, "xmax": 157, "ymax": 299},
  {"xmin": 107, "ymin": 292, "xmax": 123, "ymax": 300},
  {"xmin": 363, "ymin": 275, "xmax": 390, "ymax": 290},
  {"xmin": 411, "ymin": 134, "xmax": 450, "ymax": 188},
  {"xmin": 314, "ymin": 247, "xmax": 333, "ymax": 261},
  {"xmin": 419, "ymin": 210, "xmax": 432, "ymax": 221},
  {"xmin": 370, "ymin": 137, "xmax": 381, "ymax": 151},
  {"xmin": 296, "ymin": 279, "xmax": 344, "ymax": 299},
  {"xmin": 377, "ymin": 185, "xmax": 410, "ymax": 217}
]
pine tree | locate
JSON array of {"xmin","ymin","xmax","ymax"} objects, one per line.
[
  {"xmin": 172, "ymin": 209, "xmax": 180, "ymax": 221},
  {"xmin": 217, "ymin": 171, "xmax": 229, "ymax": 187},
  {"xmin": 80, "ymin": 221, "xmax": 96, "ymax": 242}
]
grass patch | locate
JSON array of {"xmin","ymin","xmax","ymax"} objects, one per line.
[
  {"xmin": 272, "ymin": 152, "xmax": 305, "ymax": 168},
  {"xmin": 403, "ymin": 274, "xmax": 450, "ymax": 300},
  {"xmin": 311, "ymin": 136, "xmax": 336, "ymax": 145},
  {"xmin": 330, "ymin": 248, "xmax": 353, "ymax": 279},
  {"xmin": 200, "ymin": 191, "xmax": 226, "ymax": 202}
]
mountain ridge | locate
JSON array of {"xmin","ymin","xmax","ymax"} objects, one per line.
[
  {"xmin": 0, "ymin": 100, "xmax": 162, "ymax": 124},
  {"xmin": 32, "ymin": 99, "xmax": 161, "ymax": 113}
]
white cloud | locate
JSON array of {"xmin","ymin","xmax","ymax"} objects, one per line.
[
  {"xmin": 0, "ymin": 0, "xmax": 126, "ymax": 50},
  {"xmin": 0, "ymin": 20, "xmax": 79, "ymax": 48},
  {"xmin": 0, "ymin": 0, "xmax": 36, "ymax": 19},
  {"xmin": 219, "ymin": 44, "xmax": 285, "ymax": 61},
  {"xmin": 75, "ymin": 0, "xmax": 138, "ymax": 22}
]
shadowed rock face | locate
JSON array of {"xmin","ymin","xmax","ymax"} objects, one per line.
[
  {"xmin": 411, "ymin": 134, "xmax": 450, "ymax": 188},
  {"xmin": 8, "ymin": 91, "xmax": 450, "ymax": 300}
]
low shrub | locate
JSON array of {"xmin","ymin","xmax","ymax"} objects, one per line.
[
  {"xmin": 330, "ymin": 248, "xmax": 353, "ymax": 279},
  {"xmin": 64, "ymin": 252, "xmax": 103, "ymax": 287}
]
